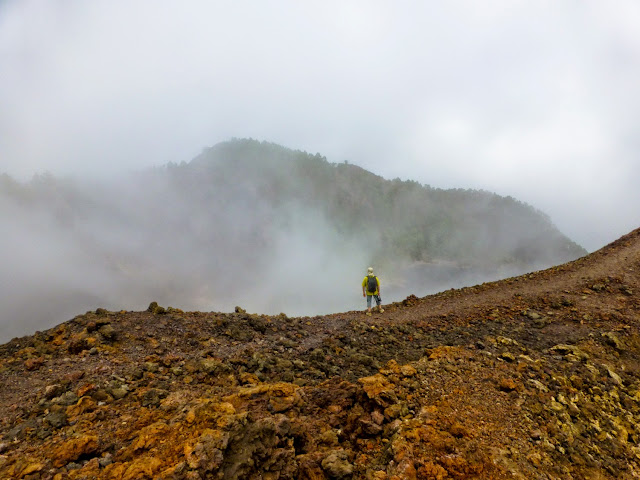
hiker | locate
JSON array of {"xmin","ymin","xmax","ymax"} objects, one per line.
[{"xmin": 362, "ymin": 267, "xmax": 384, "ymax": 315}]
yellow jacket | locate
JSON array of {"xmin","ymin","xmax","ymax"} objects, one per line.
[{"xmin": 362, "ymin": 275, "xmax": 380, "ymax": 295}]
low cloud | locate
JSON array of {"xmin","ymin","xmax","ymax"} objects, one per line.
[{"xmin": 1, "ymin": 1, "xmax": 640, "ymax": 340}]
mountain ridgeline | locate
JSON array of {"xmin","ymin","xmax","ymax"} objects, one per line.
[
  {"xmin": 0, "ymin": 139, "xmax": 585, "ymax": 340},
  {"xmin": 174, "ymin": 139, "xmax": 584, "ymax": 266}
]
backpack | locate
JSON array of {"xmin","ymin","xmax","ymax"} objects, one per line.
[{"xmin": 367, "ymin": 275, "xmax": 378, "ymax": 294}]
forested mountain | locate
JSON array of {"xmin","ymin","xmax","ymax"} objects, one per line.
[
  {"xmin": 0, "ymin": 139, "xmax": 586, "ymax": 340},
  {"xmin": 169, "ymin": 138, "xmax": 584, "ymax": 265}
]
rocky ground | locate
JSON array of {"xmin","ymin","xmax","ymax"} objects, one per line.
[{"xmin": 1, "ymin": 228, "xmax": 640, "ymax": 479}]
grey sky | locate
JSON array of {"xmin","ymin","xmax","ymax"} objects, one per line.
[{"xmin": 1, "ymin": 0, "xmax": 639, "ymax": 251}]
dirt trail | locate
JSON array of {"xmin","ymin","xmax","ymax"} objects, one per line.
[{"xmin": 385, "ymin": 229, "xmax": 640, "ymax": 321}]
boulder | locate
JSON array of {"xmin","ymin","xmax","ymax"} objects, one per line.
[
  {"xmin": 52, "ymin": 435, "xmax": 99, "ymax": 468},
  {"xmin": 549, "ymin": 344, "xmax": 589, "ymax": 360},
  {"xmin": 321, "ymin": 450, "xmax": 353, "ymax": 479}
]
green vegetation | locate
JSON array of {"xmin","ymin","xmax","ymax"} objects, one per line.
[
  {"xmin": 170, "ymin": 138, "xmax": 585, "ymax": 267},
  {"xmin": 0, "ymin": 138, "xmax": 586, "ymax": 283}
]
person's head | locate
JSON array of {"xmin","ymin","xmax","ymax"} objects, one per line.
[{"xmin": 367, "ymin": 267, "xmax": 374, "ymax": 275}]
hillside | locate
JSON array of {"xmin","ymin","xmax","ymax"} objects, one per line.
[
  {"xmin": 0, "ymin": 139, "xmax": 587, "ymax": 341},
  {"xmin": 1, "ymin": 228, "xmax": 639, "ymax": 479},
  {"xmin": 178, "ymin": 139, "xmax": 585, "ymax": 266}
]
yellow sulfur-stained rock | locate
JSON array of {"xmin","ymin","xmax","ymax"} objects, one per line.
[
  {"xmin": 158, "ymin": 461, "xmax": 188, "ymax": 479},
  {"xmin": 396, "ymin": 458, "xmax": 418, "ymax": 480},
  {"xmin": 381, "ymin": 359, "xmax": 402, "ymax": 374},
  {"xmin": 427, "ymin": 346, "xmax": 458, "ymax": 361},
  {"xmin": 185, "ymin": 408, "xmax": 197, "ymax": 424},
  {"xmin": 52, "ymin": 434, "xmax": 99, "ymax": 468},
  {"xmin": 9, "ymin": 460, "xmax": 44, "ymax": 478},
  {"xmin": 215, "ymin": 401, "xmax": 236, "ymax": 414},
  {"xmin": 417, "ymin": 461, "xmax": 448, "ymax": 480},
  {"xmin": 270, "ymin": 394, "xmax": 297, "ymax": 412},
  {"xmin": 184, "ymin": 399, "xmax": 239, "ymax": 428},
  {"xmin": 237, "ymin": 381, "xmax": 299, "ymax": 398},
  {"xmin": 235, "ymin": 382, "xmax": 300, "ymax": 412},
  {"xmin": 131, "ymin": 421, "xmax": 169, "ymax": 451},
  {"xmin": 66, "ymin": 396, "xmax": 97, "ymax": 418},
  {"xmin": 68, "ymin": 457, "xmax": 100, "ymax": 479},
  {"xmin": 380, "ymin": 360, "xmax": 417, "ymax": 378},
  {"xmin": 400, "ymin": 364, "xmax": 417, "ymax": 377},
  {"xmin": 121, "ymin": 456, "xmax": 163, "ymax": 480},
  {"xmin": 103, "ymin": 462, "xmax": 127, "ymax": 479},
  {"xmin": 359, "ymin": 374, "xmax": 395, "ymax": 399}
]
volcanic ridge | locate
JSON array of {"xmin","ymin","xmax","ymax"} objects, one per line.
[{"xmin": 2, "ymin": 228, "xmax": 640, "ymax": 479}]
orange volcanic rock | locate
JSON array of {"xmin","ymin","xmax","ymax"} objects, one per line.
[{"xmin": 1, "ymin": 228, "xmax": 640, "ymax": 478}]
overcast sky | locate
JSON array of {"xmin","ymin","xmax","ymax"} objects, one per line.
[{"xmin": 1, "ymin": 0, "xmax": 639, "ymax": 251}]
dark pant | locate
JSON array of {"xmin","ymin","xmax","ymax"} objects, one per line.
[{"xmin": 366, "ymin": 295, "xmax": 381, "ymax": 308}]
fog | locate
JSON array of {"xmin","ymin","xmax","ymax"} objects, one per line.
[
  {"xmin": 1, "ymin": 1, "xmax": 640, "ymax": 340},
  {"xmin": 0, "ymin": 154, "xmax": 559, "ymax": 343},
  {"xmin": 0, "ymin": 168, "xmax": 376, "ymax": 341}
]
